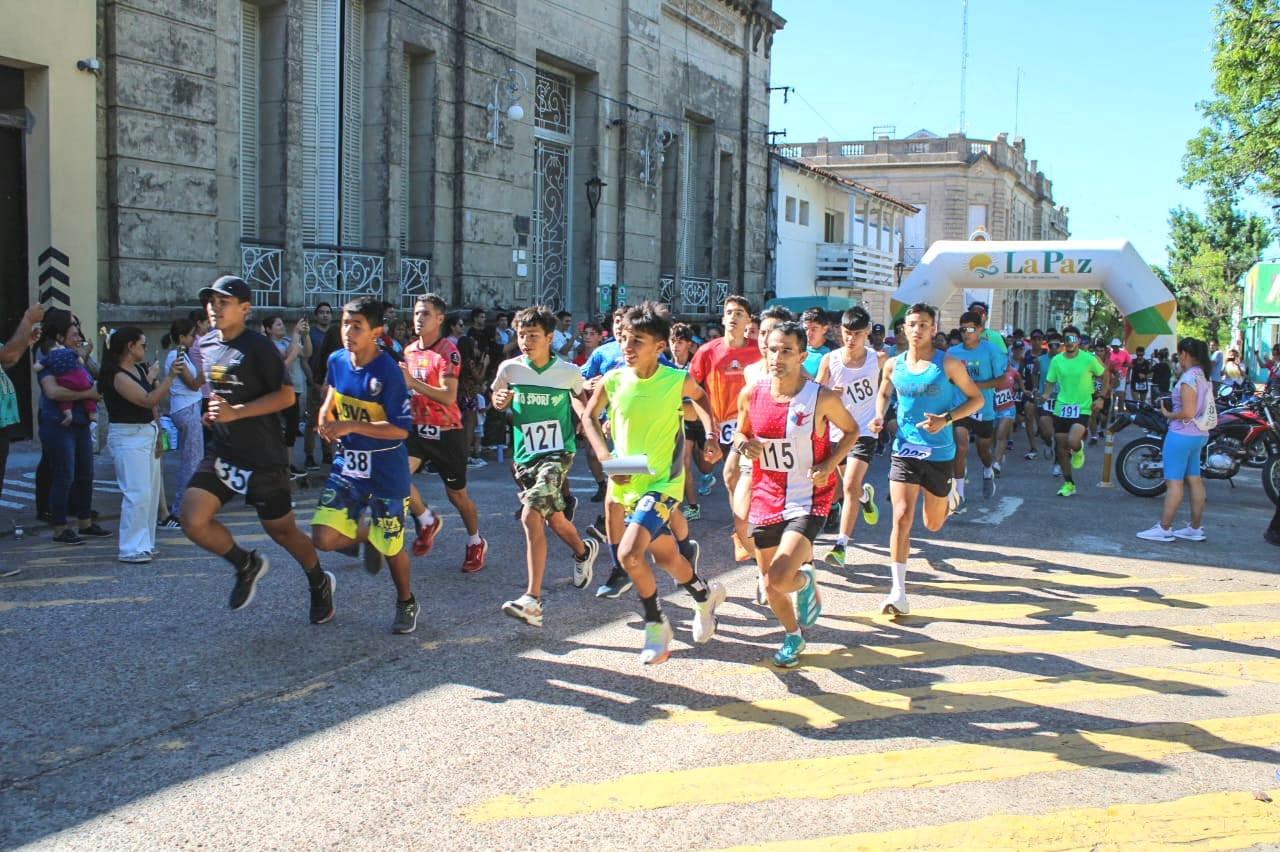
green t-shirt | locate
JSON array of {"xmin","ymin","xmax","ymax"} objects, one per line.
[
  {"xmin": 491, "ymin": 355, "xmax": 584, "ymax": 465},
  {"xmin": 1045, "ymin": 351, "xmax": 1105, "ymax": 418},
  {"xmin": 603, "ymin": 364, "xmax": 687, "ymax": 507},
  {"xmin": 0, "ymin": 366, "xmax": 17, "ymax": 429}
]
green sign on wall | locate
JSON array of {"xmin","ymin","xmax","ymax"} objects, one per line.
[{"xmin": 1245, "ymin": 263, "xmax": 1280, "ymax": 317}]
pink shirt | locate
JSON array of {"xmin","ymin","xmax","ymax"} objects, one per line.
[
  {"xmin": 1108, "ymin": 348, "xmax": 1132, "ymax": 379},
  {"xmin": 1169, "ymin": 366, "xmax": 1210, "ymax": 437}
]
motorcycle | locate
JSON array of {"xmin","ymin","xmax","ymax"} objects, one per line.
[
  {"xmin": 1214, "ymin": 388, "xmax": 1280, "ymax": 469},
  {"xmin": 1106, "ymin": 396, "xmax": 1280, "ymax": 503}
]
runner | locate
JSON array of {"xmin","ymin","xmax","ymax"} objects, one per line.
[
  {"xmin": 491, "ymin": 306, "xmax": 600, "ymax": 627},
  {"xmin": 947, "ymin": 310, "xmax": 1008, "ymax": 509},
  {"xmin": 1131, "ymin": 346, "xmax": 1153, "ymax": 404},
  {"xmin": 310, "ymin": 297, "xmax": 420, "ymax": 633},
  {"xmin": 801, "ymin": 307, "xmax": 832, "ymax": 376},
  {"xmin": 689, "ymin": 295, "xmax": 761, "ymax": 562},
  {"xmin": 735, "ymin": 321, "xmax": 858, "ymax": 667},
  {"xmin": 670, "ymin": 322, "xmax": 715, "ymax": 520},
  {"xmin": 400, "ymin": 294, "xmax": 487, "ymax": 572},
  {"xmin": 179, "ymin": 275, "xmax": 332, "ymax": 623},
  {"xmin": 868, "ymin": 303, "xmax": 983, "ymax": 617},
  {"xmin": 992, "ymin": 342, "xmax": 1024, "ymax": 475},
  {"xmin": 815, "ymin": 306, "xmax": 885, "ymax": 568},
  {"xmin": 581, "ymin": 302, "xmax": 723, "ymax": 665},
  {"xmin": 1042, "ymin": 325, "xmax": 1108, "ymax": 497},
  {"xmin": 1020, "ymin": 331, "xmax": 1045, "ymax": 460},
  {"xmin": 1037, "ymin": 331, "xmax": 1063, "ymax": 472}
]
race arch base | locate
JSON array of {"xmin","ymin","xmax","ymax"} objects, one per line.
[{"xmin": 891, "ymin": 240, "xmax": 1177, "ymax": 354}]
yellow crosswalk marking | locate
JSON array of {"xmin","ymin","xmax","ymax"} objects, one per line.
[
  {"xmin": 718, "ymin": 788, "xmax": 1280, "ymax": 851},
  {"xmin": 463, "ymin": 712, "xmax": 1280, "ymax": 822},
  {"xmin": 843, "ymin": 573, "xmax": 1197, "ymax": 595},
  {"xmin": 661, "ymin": 658, "xmax": 1280, "ymax": 734}
]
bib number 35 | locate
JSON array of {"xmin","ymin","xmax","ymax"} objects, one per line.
[{"xmin": 214, "ymin": 458, "xmax": 252, "ymax": 494}]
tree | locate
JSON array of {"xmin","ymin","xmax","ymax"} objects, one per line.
[
  {"xmin": 1183, "ymin": 0, "xmax": 1280, "ymax": 210},
  {"xmin": 1165, "ymin": 191, "xmax": 1270, "ymax": 344}
]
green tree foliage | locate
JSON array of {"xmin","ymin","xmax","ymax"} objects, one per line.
[
  {"xmin": 1183, "ymin": 0, "xmax": 1280, "ymax": 207},
  {"xmin": 1164, "ymin": 192, "xmax": 1270, "ymax": 344}
]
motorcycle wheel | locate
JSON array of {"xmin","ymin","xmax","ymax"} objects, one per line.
[
  {"xmin": 1264, "ymin": 455, "xmax": 1280, "ymax": 506},
  {"xmin": 1115, "ymin": 436, "xmax": 1167, "ymax": 498},
  {"xmin": 1244, "ymin": 433, "xmax": 1279, "ymax": 469}
]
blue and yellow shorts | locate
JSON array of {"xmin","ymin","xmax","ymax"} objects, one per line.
[
  {"xmin": 623, "ymin": 491, "xmax": 679, "ymax": 538},
  {"xmin": 313, "ymin": 473, "xmax": 410, "ymax": 557}
]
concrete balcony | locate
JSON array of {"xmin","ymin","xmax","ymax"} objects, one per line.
[{"xmin": 815, "ymin": 244, "xmax": 899, "ymax": 292}]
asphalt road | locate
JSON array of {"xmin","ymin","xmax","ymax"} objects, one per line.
[{"xmin": 2, "ymin": 439, "xmax": 1279, "ymax": 850}]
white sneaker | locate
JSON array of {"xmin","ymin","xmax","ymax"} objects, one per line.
[
  {"xmin": 640, "ymin": 616, "xmax": 673, "ymax": 664},
  {"xmin": 1136, "ymin": 524, "xmax": 1175, "ymax": 542},
  {"xmin": 572, "ymin": 537, "xmax": 599, "ymax": 589},
  {"xmin": 1051, "ymin": 463, "xmax": 1062, "ymax": 477},
  {"xmin": 1171, "ymin": 525, "xmax": 1206, "ymax": 541},
  {"xmin": 947, "ymin": 478, "xmax": 962, "ymax": 515},
  {"xmin": 881, "ymin": 589, "xmax": 910, "ymax": 616},
  {"xmin": 756, "ymin": 574, "xmax": 768, "ymax": 606},
  {"xmin": 501, "ymin": 593, "xmax": 543, "ymax": 627},
  {"xmin": 691, "ymin": 582, "xmax": 727, "ymax": 644}
]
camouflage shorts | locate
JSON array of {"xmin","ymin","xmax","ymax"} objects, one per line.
[{"xmin": 515, "ymin": 453, "xmax": 574, "ymax": 518}]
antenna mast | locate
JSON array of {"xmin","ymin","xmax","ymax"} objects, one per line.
[{"xmin": 959, "ymin": 0, "xmax": 968, "ymax": 133}]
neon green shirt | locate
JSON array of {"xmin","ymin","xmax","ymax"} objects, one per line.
[
  {"xmin": 603, "ymin": 364, "xmax": 686, "ymax": 507},
  {"xmin": 1046, "ymin": 351, "xmax": 1105, "ymax": 418}
]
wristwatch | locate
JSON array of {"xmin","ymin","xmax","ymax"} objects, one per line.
[{"xmin": 945, "ymin": 411, "xmax": 953, "ymax": 423}]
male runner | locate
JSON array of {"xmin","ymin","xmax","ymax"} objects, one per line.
[
  {"xmin": 868, "ymin": 303, "xmax": 983, "ymax": 617},
  {"xmin": 1131, "ymin": 346, "xmax": 1152, "ymax": 404},
  {"xmin": 1043, "ymin": 325, "xmax": 1108, "ymax": 497},
  {"xmin": 735, "ymin": 321, "xmax": 858, "ymax": 667},
  {"xmin": 180, "ymin": 275, "xmax": 332, "ymax": 623},
  {"xmin": 400, "ymin": 294, "xmax": 486, "ymax": 571},
  {"xmin": 1020, "ymin": 331, "xmax": 1045, "ymax": 460},
  {"xmin": 581, "ymin": 302, "xmax": 723, "ymax": 664},
  {"xmin": 492, "ymin": 307, "xmax": 600, "ymax": 627},
  {"xmin": 310, "ymin": 297, "xmax": 420, "ymax": 633},
  {"xmin": 801, "ymin": 307, "xmax": 832, "ymax": 376},
  {"xmin": 1036, "ymin": 332, "xmax": 1063, "ymax": 470},
  {"xmin": 689, "ymin": 295, "xmax": 760, "ymax": 562},
  {"xmin": 947, "ymin": 310, "xmax": 1008, "ymax": 508},
  {"xmin": 992, "ymin": 342, "xmax": 1024, "ymax": 475},
  {"xmin": 815, "ymin": 306, "xmax": 885, "ymax": 567}
]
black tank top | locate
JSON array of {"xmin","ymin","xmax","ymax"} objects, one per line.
[{"xmin": 102, "ymin": 365, "xmax": 156, "ymax": 424}]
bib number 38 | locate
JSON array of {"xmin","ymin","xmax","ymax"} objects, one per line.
[
  {"xmin": 343, "ymin": 449, "xmax": 372, "ymax": 479},
  {"xmin": 214, "ymin": 458, "xmax": 252, "ymax": 494}
]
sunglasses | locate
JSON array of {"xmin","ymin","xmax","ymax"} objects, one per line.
[
  {"xmin": 959, "ymin": 326, "xmax": 978, "ymax": 334},
  {"xmin": 1064, "ymin": 335, "xmax": 1079, "ymax": 343},
  {"xmin": 1048, "ymin": 342, "xmax": 1063, "ymax": 348}
]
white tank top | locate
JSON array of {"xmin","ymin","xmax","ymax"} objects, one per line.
[{"xmin": 823, "ymin": 346, "xmax": 881, "ymax": 436}]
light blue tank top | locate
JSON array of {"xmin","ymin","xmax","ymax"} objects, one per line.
[{"xmin": 892, "ymin": 349, "xmax": 956, "ymax": 462}]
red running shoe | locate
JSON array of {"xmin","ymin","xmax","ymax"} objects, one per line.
[
  {"xmin": 461, "ymin": 537, "xmax": 488, "ymax": 573},
  {"xmin": 412, "ymin": 515, "xmax": 443, "ymax": 557}
]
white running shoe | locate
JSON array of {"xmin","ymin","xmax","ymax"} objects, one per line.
[
  {"xmin": 502, "ymin": 593, "xmax": 543, "ymax": 627},
  {"xmin": 572, "ymin": 537, "xmax": 599, "ymax": 589},
  {"xmin": 881, "ymin": 589, "xmax": 910, "ymax": 617},
  {"xmin": 640, "ymin": 616, "xmax": 673, "ymax": 664},
  {"xmin": 1051, "ymin": 463, "xmax": 1062, "ymax": 477},
  {"xmin": 691, "ymin": 582, "xmax": 727, "ymax": 644},
  {"xmin": 947, "ymin": 479, "xmax": 962, "ymax": 515},
  {"xmin": 1136, "ymin": 524, "xmax": 1175, "ymax": 542},
  {"xmin": 756, "ymin": 574, "xmax": 769, "ymax": 606},
  {"xmin": 1171, "ymin": 525, "xmax": 1206, "ymax": 542}
]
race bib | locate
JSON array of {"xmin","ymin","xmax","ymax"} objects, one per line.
[
  {"xmin": 896, "ymin": 442, "xmax": 933, "ymax": 460},
  {"xmin": 719, "ymin": 420, "xmax": 738, "ymax": 446},
  {"xmin": 416, "ymin": 424, "xmax": 441, "ymax": 440},
  {"xmin": 214, "ymin": 458, "xmax": 251, "ymax": 494},
  {"xmin": 342, "ymin": 449, "xmax": 372, "ymax": 479},
  {"xmin": 844, "ymin": 377, "xmax": 876, "ymax": 404},
  {"xmin": 757, "ymin": 438, "xmax": 797, "ymax": 472},
  {"xmin": 1058, "ymin": 403, "xmax": 1081, "ymax": 419},
  {"xmin": 1134, "ymin": 382, "xmax": 1148, "ymax": 391},
  {"xmin": 519, "ymin": 420, "xmax": 564, "ymax": 454},
  {"xmin": 994, "ymin": 389, "xmax": 1014, "ymax": 407}
]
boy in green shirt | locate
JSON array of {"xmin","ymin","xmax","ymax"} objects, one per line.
[
  {"xmin": 492, "ymin": 307, "xmax": 600, "ymax": 627},
  {"xmin": 1043, "ymin": 324, "xmax": 1108, "ymax": 496},
  {"xmin": 581, "ymin": 302, "xmax": 724, "ymax": 664}
]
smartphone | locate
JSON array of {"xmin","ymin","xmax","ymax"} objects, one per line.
[{"xmin": 577, "ymin": 322, "xmax": 585, "ymax": 332}]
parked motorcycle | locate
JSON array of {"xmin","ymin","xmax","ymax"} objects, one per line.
[{"xmin": 1215, "ymin": 389, "xmax": 1280, "ymax": 468}]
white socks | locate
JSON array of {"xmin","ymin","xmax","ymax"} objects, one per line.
[
  {"xmin": 417, "ymin": 508, "xmax": 435, "ymax": 528},
  {"xmin": 983, "ymin": 466, "xmax": 994, "ymax": 479},
  {"xmin": 890, "ymin": 562, "xmax": 906, "ymax": 596}
]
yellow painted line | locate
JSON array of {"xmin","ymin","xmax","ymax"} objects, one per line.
[
  {"xmin": 719, "ymin": 788, "xmax": 1280, "ymax": 851},
  {"xmin": 661, "ymin": 658, "xmax": 1280, "ymax": 734},
  {"xmin": 842, "ymin": 574, "xmax": 1197, "ymax": 595},
  {"xmin": 0, "ymin": 596, "xmax": 152, "ymax": 613},
  {"xmin": 271, "ymin": 682, "xmax": 329, "ymax": 703},
  {"xmin": 708, "ymin": 620, "xmax": 1280, "ymax": 678},
  {"xmin": 0, "ymin": 575, "xmax": 115, "ymax": 589},
  {"xmin": 463, "ymin": 712, "xmax": 1280, "ymax": 822}
]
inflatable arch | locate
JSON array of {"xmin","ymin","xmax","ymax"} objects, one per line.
[{"xmin": 891, "ymin": 240, "xmax": 1177, "ymax": 354}]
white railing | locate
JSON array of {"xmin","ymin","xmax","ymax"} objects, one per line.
[
  {"xmin": 815, "ymin": 244, "xmax": 899, "ymax": 289},
  {"xmin": 241, "ymin": 240, "xmax": 284, "ymax": 308},
  {"xmin": 970, "ymin": 142, "xmax": 992, "ymax": 156},
  {"xmin": 399, "ymin": 255, "xmax": 431, "ymax": 310},
  {"xmin": 840, "ymin": 143, "xmax": 865, "ymax": 157},
  {"xmin": 302, "ymin": 245, "xmax": 385, "ymax": 308}
]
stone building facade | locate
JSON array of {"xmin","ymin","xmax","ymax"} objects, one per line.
[
  {"xmin": 92, "ymin": 0, "xmax": 784, "ymax": 325},
  {"xmin": 783, "ymin": 129, "xmax": 1071, "ymax": 331}
]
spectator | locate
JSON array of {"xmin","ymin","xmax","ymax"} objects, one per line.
[
  {"xmin": 445, "ymin": 314, "xmax": 464, "ymax": 344},
  {"xmin": 552, "ymin": 310, "xmax": 576, "ymax": 359},
  {"xmin": 494, "ymin": 312, "xmax": 518, "ymax": 357},
  {"xmin": 1223, "ymin": 349, "xmax": 1246, "ymax": 389},
  {"xmin": 161, "ymin": 318, "xmax": 205, "ymax": 527},
  {"xmin": 304, "ymin": 302, "xmax": 334, "ymax": 468},
  {"xmin": 1208, "ymin": 340, "xmax": 1225, "ymax": 391},
  {"xmin": 455, "ymin": 334, "xmax": 488, "ymax": 467},
  {"xmin": 1152, "ymin": 348, "xmax": 1173, "ymax": 397},
  {"xmin": 0, "ymin": 304, "xmax": 44, "ymax": 522},
  {"xmin": 572, "ymin": 322, "xmax": 604, "ymax": 367},
  {"xmin": 1255, "ymin": 343, "xmax": 1280, "ymax": 395},
  {"xmin": 263, "ymin": 314, "xmax": 311, "ymax": 474}
]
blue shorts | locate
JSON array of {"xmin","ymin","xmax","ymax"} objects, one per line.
[
  {"xmin": 1163, "ymin": 431, "xmax": 1207, "ymax": 481},
  {"xmin": 623, "ymin": 491, "xmax": 678, "ymax": 539},
  {"xmin": 995, "ymin": 407, "xmax": 1016, "ymax": 421}
]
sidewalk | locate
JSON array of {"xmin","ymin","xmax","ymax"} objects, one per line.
[{"xmin": 0, "ymin": 439, "xmax": 138, "ymax": 535}]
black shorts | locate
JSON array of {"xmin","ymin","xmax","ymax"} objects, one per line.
[
  {"xmin": 406, "ymin": 427, "xmax": 469, "ymax": 490},
  {"xmin": 889, "ymin": 455, "xmax": 953, "ymax": 498},
  {"xmin": 1052, "ymin": 415, "xmax": 1091, "ymax": 434},
  {"xmin": 750, "ymin": 514, "xmax": 825, "ymax": 550},
  {"xmin": 186, "ymin": 455, "xmax": 294, "ymax": 522},
  {"xmin": 849, "ymin": 435, "xmax": 877, "ymax": 463},
  {"xmin": 953, "ymin": 417, "xmax": 994, "ymax": 440},
  {"xmin": 683, "ymin": 419, "xmax": 706, "ymax": 448}
]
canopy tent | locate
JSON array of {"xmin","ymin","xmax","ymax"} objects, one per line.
[{"xmin": 891, "ymin": 240, "xmax": 1177, "ymax": 353}]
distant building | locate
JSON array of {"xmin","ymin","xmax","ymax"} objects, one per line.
[{"xmin": 784, "ymin": 129, "xmax": 1071, "ymax": 332}]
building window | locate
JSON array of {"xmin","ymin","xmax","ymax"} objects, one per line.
[
  {"xmin": 240, "ymin": 2, "xmax": 260, "ymax": 239},
  {"xmin": 784, "ymin": 196, "xmax": 797, "ymax": 223},
  {"xmin": 798, "ymin": 200, "xmax": 810, "ymax": 227},
  {"xmin": 531, "ymin": 66, "xmax": 575, "ymax": 311},
  {"xmin": 824, "ymin": 210, "xmax": 843, "ymax": 243},
  {"xmin": 967, "ymin": 203, "xmax": 987, "ymax": 235}
]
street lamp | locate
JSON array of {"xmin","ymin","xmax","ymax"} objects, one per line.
[
  {"xmin": 894, "ymin": 261, "xmax": 905, "ymax": 287},
  {"xmin": 586, "ymin": 176, "xmax": 606, "ymax": 313}
]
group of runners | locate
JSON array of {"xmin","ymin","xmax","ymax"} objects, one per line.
[{"xmin": 176, "ymin": 275, "xmax": 1121, "ymax": 668}]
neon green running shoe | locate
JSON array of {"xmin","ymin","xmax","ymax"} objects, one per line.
[
  {"xmin": 824, "ymin": 545, "xmax": 847, "ymax": 568},
  {"xmin": 860, "ymin": 483, "xmax": 879, "ymax": 525},
  {"xmin": 1057, "ymin": 482, "xmax": 1077, "ymax": 497},
  {"xmin": 772, "ymin": 632, "xmax": 806, "ymax": 668},
  {"xmin": 1071, "ymin": 445, "xmax": 1085, "ymax": 470}
]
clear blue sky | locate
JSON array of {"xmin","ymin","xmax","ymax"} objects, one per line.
[{"xmin": 769, "ymin": 0, "xmax": 1237, "ymax": 267}]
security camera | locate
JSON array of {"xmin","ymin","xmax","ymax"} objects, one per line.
[{"xmin": 76, "ymin": 58, "xmax": 101, "ymax": 73}]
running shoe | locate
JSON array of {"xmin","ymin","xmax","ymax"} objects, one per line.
[
  {"xmin": 733, "ymin": 532, "xmax": 751, "ymax": 563},
  {"xmin": 230, "ymin": 551, "xmax": 269, "ymax": 611},
  {"xmin": 795, "ymin": 564, "xmax": 822, "ymax": 627},
  {"xmin": 824, "ymin": 503, "xmax": 842, "ymax": 532},
  {"xmin": 691, "ymin": 582, "xmax": 727, "ymax": 644},
  {"xmin": 1088, "ymin": 435, "xmax": 1099, "ymax": 446},
  {"xmin": 1136, "ymin": 524, "xmax": 1175, "ymax": 542},
  {"xmin": 772, "ymin": 633, "xmax": 806, "ymax": 668},
  {"xmin": 682, "ymin": 503, "xmax": 702, "ymax": 521},
  {"xmin": 467, "ymin": 456, "xmax": 487, "ymax": 470},
  {"xmin": 304, "ymin": 455, "xmax": 320, "ymax": 470},
  {"xmin": 1071, "ymin": 445, "xmax": 1085, "ymax": 470},
  {"xmin": 595, "ymin": 566, "xmax": 633, "ymax": 599},
  {"xmin": 1264, "ymin": 528, "xmax": 1280, "ymax": 547},
  {"xmin": 1051, "ymin": 463, "xmax": 1062, "ymax": 477},
  {"xmin": 860, "ymin": 483, "xmax": 878, "ymax": 525},
  {"xmin": 946, "ymin": 479, "xmax": 962, "ymax": 515},
  {"xmin": 590, "ymin": 480, "xmax": 607, "ymax": 503},
  {"xmin": 1023, "ymin": 451, "xmax": 1039, "ymax": 460},
  {"xmin": 52, "ymin": 529, "xmax": 85, "ymax": 546},
  {"xmin": 880, "ymin": 589, "xmax": 910, "ymax": 617},
  {"xmin": 289, "ymin": 464, "xmax": 308, "ymax": 477},
  {"xmin": 1057, "ymin": 482, "xmax": 1077, "ymax": 497},
  {"xmin": 953, "ymin": 496, "xmax": 967, "ymax": 515},
  {"xmin": 640, "ymin": 616, "xmax": 673, "ymax": 664},
  {"xmin": 756, "ymin": 574, "xmax": 768, "ymax": 606},
  {"xmin": 118, "ymin": 552, "xmax": 152, "ymax": 564},
  {"xmin": 1006, "ymin": 439, "xmax": 1015, "ymax": 450},
  {"xmin": 824, "ymin": 545, "xmax": 847, "ymax": 568},
  {"xmin": 392, "ymin": 597, "xmax": 420, "ymax": 634},
  {"xmin": 159, "ymin": 514, "xmax": 182, "ymax": 529},
  {"xmin": 585, "ymin": 522, "xmax": 607, "ymax": 544},
  {"xmin": 572, "ymin": 537, "xmax": 599, "ymax": 589},
  {"xmin": 982, "ymin": 476, "xmax": 996, "ymax": 499},
  {"xmin": 698, "ymin": 473, "xmax": 716, "ymax": 496},
  {"xmin": 502, "ymin": 593, "xmax": 543, "ymax": 627},
  {"xmin": 461, "ymin": 537, "xmax": 488, "ymax": 573},
  {"xmin": 79, "ymin": 523, "xmax": 111, "ymax": 537},
  {"xmin": 310, "ymin": 570, "xmax": 336, "ymax": 624},
  {"xmin": 1171, "ymin": 525, "xmax": 1206, "ymax": 542},
  {"xmin": 362, "ymin": 541, "xmax": 384, "ymax": 575},
  {"xmin": 684, "ymin": 538, "xmax": 701, "ymax": 578},
  {"xmin": 1041, "ymin": 444, "xmax": 1053, "ymax": 460},
  {"xmin": 992, "ymin": 462, "xmax": 1002, "ymax": 478},
  {"xmin": 563, "ymin": 494, "xmax": 578, "ymax": 523}
]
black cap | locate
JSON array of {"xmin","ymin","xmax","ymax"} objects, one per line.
[
  {"xmin": 199, "ymin": 275, "xmax": 252, "ymax": 303},
  {"xmin": 872, "ymin": 323, "xmax": 885, "ymax": 333}
]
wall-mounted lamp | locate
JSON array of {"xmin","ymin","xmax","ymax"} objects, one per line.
[
  {"xmin": 486, "ymin": 68, "xmax": 529, "ymax": 148},
  {"xmin": 76, "ymin": 58, "xmax": 101, "ymax": 75},
  {"xmin": 639, "ymin": 123, "xmax": 674, "ymax": 187},
  {"xmin": 894, "ymin": 261, "xmax": 905, "ymax": 287}
]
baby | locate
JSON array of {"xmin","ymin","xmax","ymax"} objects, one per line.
[{"xmin": 39, "ymin": 345, "xmax": 98, "ymax": 426}]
